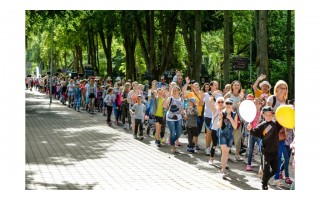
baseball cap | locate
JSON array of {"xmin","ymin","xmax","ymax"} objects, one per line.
[
  {"xmin": 225, "ymin": 98, "xmax": 233, "ymax": 103},
  {"xmin": 262, "ymin": 106, "xmax": 274, "ymax": 113}
]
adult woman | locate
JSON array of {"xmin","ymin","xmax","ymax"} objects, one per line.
[
  {"xmin": 66, "ymin": 79, "xmax": 75, "ymax": 108},
  {"xmin": 121, "ymin": 82, "xmax": 132, "ymax": 129},
  {"xmin": 253, "ymin": 74, "xmax": 272, "ymax": 98},
  {"xmin": 203, "ymin": 81, "xmax": 222, "ymax": 155},
  {"xmin": 164, "ymin": 86, "xmax": 185, "ymax": 153},
  {"xmin": 217, "ymin": 98, "xmax": 238, "ymax": 178},
  {"xmin": 224, "ymin": 80, "xmax": 244, "ymax": 161},
  {"xmin": 223, "ymin": 84, "xmax": 231, "ymax": 96},
  {"xmin": 267, "ymin": 80, "xmax": 289, "ymax": 187},
  {"xmin": 86, "ymin": 77, "xmax": 97, "ymax": 114}
]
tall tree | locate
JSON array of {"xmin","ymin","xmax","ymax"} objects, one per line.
[
  {"xmin": 194, "ymin": 10, "xmax": 202, "ymax": 82},
  {"xmin": 223, "ymin": 10, "xmax": 231, "ymax": 86},
  {"xmin": 255, "ymin": 10, "xmax": 269, "ymax": 78},
  {"xmin": 286, "ymin": 10, "xmax": 294, "ymax": 99},
  {"xmin": 121, "ymin": 11, "xmax": 137, "ymax": 80}
]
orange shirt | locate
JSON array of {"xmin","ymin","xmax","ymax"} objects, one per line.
[
  {"xmin": 187, "ymin": 92, "xmax": 203, "ymax": 116},
  {"xmin": 254, "ymin": 89, "xmax": 271, "ymax": 98}
]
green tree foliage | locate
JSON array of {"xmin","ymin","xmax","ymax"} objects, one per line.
[{"xmin": 25, "ymin": 10, "xmax": 294, "ymax": 97}]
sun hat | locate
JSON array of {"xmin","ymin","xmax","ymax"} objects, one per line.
[{"xmin": 259, "ymin": 81, "xmax": 272, "ymax": 89}]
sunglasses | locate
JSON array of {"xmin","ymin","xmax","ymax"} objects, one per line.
[
  {"xmin": 226, "ymin": 102, "xmax": 233, "ymax": 105},
  {"xmin": 217, "ymin": 101, "xmax": 224, "ymax": 104}
]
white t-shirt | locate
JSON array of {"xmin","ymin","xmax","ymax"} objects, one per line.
[
  {"xmin": 210, "ymin": 109, "xmax": 220, "ymax": 131},
  {"xmin": 203, "ymin": 92, "xmax": 215, "ymax": 118},
  {"xmin": 166, "ymin": 97, "xmax": 184, "ymax": 121}
]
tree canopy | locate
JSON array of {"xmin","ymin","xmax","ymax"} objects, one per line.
[{"xmin": 25, "ymin": 10, "xmax": 295, "ymax": 98}]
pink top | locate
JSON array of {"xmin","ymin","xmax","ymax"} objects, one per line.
[{"xmin": 250, "ymin": 111, "xmax": 261, "ymax": 128}]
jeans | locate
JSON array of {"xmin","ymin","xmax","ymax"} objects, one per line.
[
  {"xmin": 280, "ymin": 144, "xmax": 292, "ymax": 178},
  {"xmin": 247, "ymin": 134, "xmax": 261, "ymax": 166},
  {"xmin": 196, "ymin": 116, "xmax": 204, "ymax": 137},
  {"xmin": 113, "ymin": 102, "xmax": 118, "ymax": 120},
  {"xmin": 167, "ymin": 119, "xmax": 182, "ymax": 146},
  {"xmin": 274, "ymin": 141, "xmax": 285, "ymax": 180}
]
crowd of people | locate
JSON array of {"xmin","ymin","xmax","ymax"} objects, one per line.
[{"xmin": 25, "ymin": 70, "xmax": 295, "ymax": 190}]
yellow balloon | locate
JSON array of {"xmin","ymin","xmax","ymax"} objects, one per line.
[{"xmin": 275, "ymin": 105, "xmax": 295, "ymax": 129}]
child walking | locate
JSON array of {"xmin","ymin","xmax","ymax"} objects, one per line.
[
  {"xmin": 104, "ymin": 87, "xmax": 115, "ymax": 126},
  {"xmin": 247, "ymin": 106, "xmax": 283, "ymax": 190},
  {"xmin": 130, "ymin": 95, "xmax": 146, "ymax": 140},
  {"xmin": 184, "ymin": 97, "xmax": 198, "ymax": 153},
  {"xmin": 151, "ymin": 88, "xmax": 166, "ymax": 147},
  {"xmin": 74, "ymin": 83, "xmax": 82, "ymax": 112}
]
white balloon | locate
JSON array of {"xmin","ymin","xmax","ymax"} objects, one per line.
[{"xmin": 239, "ymin": 100, "xmax": 257, "ymax": 123}]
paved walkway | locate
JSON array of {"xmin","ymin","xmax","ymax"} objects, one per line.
[
  {"xmin": 25, "ymin": 91, "xmax": 239, "ymax": 190},
  {"xmin": 25, "ymin": 90, "xmax": 294, "ymax": 190}
]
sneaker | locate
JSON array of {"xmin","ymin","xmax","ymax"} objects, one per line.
[
  {"xmin": 195, "ymin": 145, "xmax": 200, "ymax": 150},
  {"xmin": 221, "ymin": 171, "xmax": 229, "ymax": 179},
  {"xmin": 133, "ymin": 134, "xmax": 138, "ymax": 139},
  {"xmin": 123, "ymin": 125, "xmax": 127, "ymax": 129},
  {"xmin": 262, "ymin": 185, "xmax": 268, "ymax": 190},
  {"xmin": 208, "ymin": 159, "xmax": 214, "ymax": 165},
  {"xmin": 246, "ymin": 165, "xmax": 252, "ymax": 171},
  {"xmin": 235, "ymin": 155, "xmax": 244, "ymax": 161},
  {"xmin": 171, "ymin": 148, "xmax": 177, "ymax": 153},
  {"xmin": 139, "ymin": 135, "xmax": 144, "ymax": 140},
  {"xmin": 205, "ymin": 147, "xmax": 211, "ymax": 156},
  {"xmin": 187, "ymin": 147, "xmax": 195, "ymax": 153},
  {"xmin": 285, "ymin": 177, "xmax": 293, "ymax": 184}
]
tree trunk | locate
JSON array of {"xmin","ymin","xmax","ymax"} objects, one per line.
[
  {"xmin": 64, "ymin": 50, "xmax": 67, "ymax": 69},
  {"xmin": 254, "ymin": 11, "xmax": 260, "ymax": 78},
  {"xmin": 194, "ymin": 10, "xmax": 202, "ymax": 82},
  {"xmin": 87, "ymin": 28, "xmax": 91, "ymax": 65},
  {"xmin": 106, "ymin": 33, "xmax": 112, "ymax": 77},
  {"xmin": 180, "ymin": 11, "xmax": 195, "ymax": 79},
  {"xmin": 223, "ymin": 10, "xmax": 231, "ymax": 86},
  {"xmin": 78, "ymin": 46, "xmax": 83, "ymax": 74},
  {"xmin": 287, "ymin": 10, "xmax": 293, "ymax": 99},
  {"xmin": 96, "ymin": 34, "xmax": 100, "ymax": 71},
  {"xmin": 124, "ymin": 34, "xmax": 137, "ymax": 80},
  {"xmin": 73, "ymin": 47, "xmax": 78, "ymax": 73},
  {"xmin": 257, "ymin": 10, "xmax": 269, "ymax": 78}
]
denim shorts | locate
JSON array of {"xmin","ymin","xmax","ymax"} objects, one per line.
[
  {"xmin": 204, "ymin": 117, "xmax": 212, "ymax": 129},
  {"xmin": 218, "ymin": 130, "xmax": 233, "ymax": 148}
]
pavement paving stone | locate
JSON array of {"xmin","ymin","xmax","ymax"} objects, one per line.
[{"xmin": 25, "ymin": 90, "xmax": 294, "ymax": 190}]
